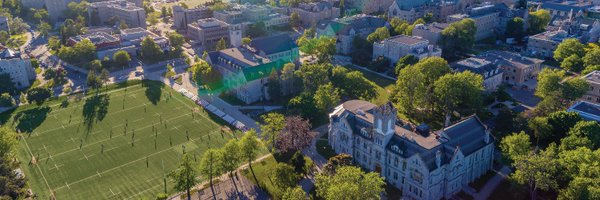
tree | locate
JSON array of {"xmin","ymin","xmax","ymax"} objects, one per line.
[
  {"xmin": 38, "ymin": 22, "xmax": 52, "ymax": 37},
  {"xmin": 247, "ymin": 21, "xmax": 267, "ymax": 38},
  {"xmin": 500, "ymin": 131, "xmax": 531, "ymax": 163},
  {"xmin": 99, "ymin": 69, "xmax": 110, "ymax": 87},
  {"xmin": 433, "ymin": 71, "xmax": 483, "ymax": 126},
  {"xmin": 394, "ymin": 54, "xmax": 418, "ymax": 75},
  {"xmin": 568, "ymin": 121, "xmax": 600, "ymax": 149},
  {"xmin": 113, "ymin": 50, "xmax": 131, "ymax": 68},
  {"xmin": 314, "ymin": 83, "xmax": 340, "ymax": 112},
  {"xmin": 528, "ymin": 9, "xmax": 551, "ymax": 34},
  {"xmin": 440, "ymin": 18, "xmax": 476, "ymax": 56},
  {"xmin": 275, "ymin": 116, "xmax": 313, "ymax": 153},
  {"xmin": 272, "ymin": 163, "xmax": 301, "ymax": 189},
  {"xmin": 290, "ymin": 151, "xmax": 307, "ymax": 174},
  {"xmin": 535, "ymin": 68, "xmax": 565, "ymax": 99},
  {"xmin": 199, "ymin": 149, "xmax": 222, "ymax": 199},
  {"xmin": 290, "ymin": 12, "xmax": 301, "ymax": 28},
  {"xmin": 528, "ymin": 117, "xmax": 552, "ymax": 145},
  {"xmin": 9, "ymin": 17, "xmax": 30, "ymax": 35},
  {"xmin": 0, "ymin": 93, "xmax": 15, "ymax": 107},
  {"xmin": 140, "ymin": 37, "xmax": 164, "ymax": 63},
  {"xmin": 268, "ymin": 70, "xmax": 281, "ymax": 100},
  {"xmin": 220, "ymin": 140, "xmax": 241, "ymax": 189},
  {"xmin": 70, "ymin": 38, "xmax": 97, "ymax": 63},
  {"xmin": 147, "ymin": 12, "xmax": 160, "ymax": 26},
  {"xmin": 239, "ymin": 130, "xmax": 261, "ymax": 175},
  {"xmin": 260, "ymin": 113, "xmax": 285, "ymax": 152},
  {"xmin": 506, "ymin": 17, "xmax": 525, "ymax": 40},
  {"xmin": 282, "ymin": 187, "xmax": 307, "ymax": 200},
  {"xmin": 323, "ymin": 154, "xmax": 353, "ymax": 175},
  {"xmin": 545, "ymin": 111, "xmax": 582, "ymax": 145},
  {"xmin": 559, "ymin": 135, "xmax": 592, "ymax": 152},
  {"xmin": 0, "ymin": 74, "xmax": 15, "ymax": 95},
  {"xmin": 169, "ymin": 153, "xmax": 198, "ymax": 200},
  {"xmin": 560, "ymin": 54, "xmax": 583, "ymax": 72},
  {"xmin": 296, "ymin": 63, "xmax": 331, "ymax": 92},
  {"xmin": 315, "ymin": 166, "xmax": 385, "ymax": 200},
  {"xmin": 33, "ymin": 9, "xmax": 49, "ymax": 22},
  {"xmin": 512, "ymin": 148, "xmax": 558, "ymax": 200},
  {"xmin": 26, "ymin": 87, "xmax": 52, "ymax": 104},
  {"xmin": 241, "ymin": 37, "xmax": 252, "ymax": 46},
  {"xmin": 366, "ymin": 27, "xmax": 390, "ymax": 43},
  {"xmin": 314, "ymin": 36, "xmax": 336, "ymax": 63},
  {"xmin": 0, "ymin": 127, "xmax": 26, "ymax": 199},
  {"xmin": 168, "ymin": 32, "xmax": 185, "ymax": 56},
  {"xmin": 554, "ymin": 38, "xmax": 585, "ymax": 62},
  {"xmin": 561, "ymin": 77, "xmax": 589, "ymax": 101},
  {"xmin": 331, "ymin": 67, "xmax": 376, "ymax": 100},
  {"xmin": 216, "ymin": 38, "xmax": 227, "ymax": 50},
  {"xmin": 191, "ymin": 61, "xmax": 222, "ymax": 89}
]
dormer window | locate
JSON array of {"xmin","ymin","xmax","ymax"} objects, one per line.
[{"xmin": 360, "ymin": 128, "xmax": 368, "ymax": 136}]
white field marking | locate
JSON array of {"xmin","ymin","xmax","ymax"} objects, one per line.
[
  {"xmin": 133, "ymin": 118, "xmax": 144, "ymax": 123},
  {"xmin": 42, "ymin": 145, "xmax": 48, "ymax": 151},
  {"xmin": 37, "ymin": 102, "xmax": 152, "ymax": 136},
  {"xmin": 109, "ymin": 188, "xmax": 116, "ymax": 195},
  {"xmin": 49, "ymin": 163, "xmax": 63, "ymax": 171},
  {"xmin": 52, "ymin": 129, "xmax": 221, "ymax": 191},
  {"xmin": 43, "ymin": 85, "xmax": 146, "ymax": 113},
  {"xmin": 96, "ymin": 171, "xmax": 101, "ymax": 177},
  {"xmin": 21, "ymin": 137, "xmax": 52, "ymax": 193},
  {"xmin": 125, "ymin": 180, "xmax": 164, "ymax": 200},
  {"xmin": 65, "ymin": 182, "xmax": 70, "ymax": 190},
  {"xmin": 49, "ymin": 112, "xmax": 194, "ymax": 159}
]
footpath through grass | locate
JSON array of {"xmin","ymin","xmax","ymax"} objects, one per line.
[{"xmin": 5, "ymin": 81, "xmax": 239, "ymax": 200}]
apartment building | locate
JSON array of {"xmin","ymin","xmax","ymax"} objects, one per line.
[
  {"xmin": 88, "ymin": 0, "xmax": 147, "ymax": 28},
  {"xmin": 0, "ymin": 48, "xmax": 34, "ymax": 89},
  {"xmin": 188, "ymin": 18, "xmax": 231, "ymax": 51},
  {"xmin": 291, "ymin": 2, "xmax": 340, "ymax": 26},
  {"xmin": 372, "ymin": 35, "xmax": 442, "ymax": 64},
  {"xmin": 173, "ymin": 5, "xmax": 213, "ymax": 30}
]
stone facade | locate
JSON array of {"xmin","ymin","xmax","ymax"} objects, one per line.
[
  {"xmin": 0, "ymin": 49, "xmax": 34, "ymax": 89},
  {"xmin": 328, "ymin": 100, "xmax": 494, "ymax": 200},
  {"xmin": 582, "ymin": 71, "xmax": 600, "ymax": 104},
  {"xmin": 372, "ymin": 35, "xmax": 442, "ymax": 64},
  {"xmin": 317, "ymin": 14, "xmax": 386, "ymax": 55},
  {"xmin": 412, "ymin": 23, "xmax": 449, "ymax": 45},
  {"xmin": 88, "ymin": 0, "xmax": 147, "ymax": 28},
  {"xmin": 291, "ymin": 2, "xmax": 340, "ymax": 26},
  {"xmin": 527, "ymin": 30, "xmax": 575, "ymax": 58},
  {"xmin": 172, "ymin": 5, "xmax": 213, "ymax": 30},
  {"xmin": 187, "ymin": 18, "xmax": 231, "ymax": 51}
]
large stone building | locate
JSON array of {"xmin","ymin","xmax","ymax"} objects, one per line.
[
  {"xmin": 88, "ymin": 0, "xmax": 147, "ymax": 28},
  {"xmin": 477, "ymin": 50, "xmax": 543, "ymax": 86},
  {"xmin": 526, "ymin": 30, "xmax": 575, "ymax": 58},
  {"xmin": 412, "ymin": 22, "xmax": 449, "ymax": 45},
  {"xmin": 246, "ymin": 34, "xmax": 300, "ymax": 63},
  {"xmin": 581, "ymin": 70, "xmax": 600, "ymax": 104},
  {"xmin": 317, "ymin": 14, "xmax": 386, "ymax": 55},
  {"xmin": 328, "ymin": 100, "xmax": 494, "ymax": 200},
  {"xmin": 446, "ymin": 3, "xmax": 510, "ymax": 41},
  {"xmin": 43, "ymin": 0, "xmax": 141, "ymax": 23},
  {"xmin": 453, "ymin": 57, "xmax": 503, "ymax": 91},
  {"xmin": 0, "ymin": 48, "xmax": 34, "ymax": 89},
  {"xmin": 350, "ymin": 0, "xmax": 394, "ymax": 14},
  {"xmin": 0, "ymin": 16, "xmax": 9, "ymax": 33},
  {"xmin": 387, "ymin": 0, "xmax": 476, "ymax": 23},
  {"xmin": 187, "ymin": 18, "xmax": 232, "ymax": 51},
  {"xmin": 372, "ymin": 35, "xmax": 442, "ymax": 64},
  {"xmin": 172, "ymin": 5, "xmax": 213, "ymax": 30},
  {"xmin": 206, "ymin": 47, "xmax": 288, "ymax": 104},
  {"xmin": 291, "ymin": 2, "xmax": 340, "ymax": 26}
]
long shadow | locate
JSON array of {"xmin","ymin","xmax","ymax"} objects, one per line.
[
  {"xmin": 0, "ymin": 108, "xmax": 16, "ymax": 126},
  {"xmin": 143, "ymin": 80, "xmax": 162, "ymax": 105},
  {"xmin": 82, "ymin": 94, "xmax": 110, "ymax": 131},
  {"xmin": 14, "ymin": 106, "xmax": 51, "ymax": 133}
]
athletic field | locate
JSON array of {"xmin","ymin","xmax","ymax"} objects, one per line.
[{"xmin": 5, "ymin": 81, "xmax": 238, "ymax": 200}]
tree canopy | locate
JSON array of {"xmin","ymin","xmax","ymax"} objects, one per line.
[{"xmin": 315, "ymin": 166, "xmax": 385, "ymax": 200}]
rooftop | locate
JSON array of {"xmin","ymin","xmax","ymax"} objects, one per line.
[
  {"xmin": 530, "ymin": 30, "xmax": 574, "ymax": 42},
  {"xmin": 247, "ymin": 34, "xmax": 298, "ymax": 55},
  {"xmin": 193, "ymin": 18, "xmax": 229, "ymax": 29},
  {"xmin": 583, "ymin": 70, "xmax": 600, "ymax": 84},
  {"xmin": 120, "ymin": 27, "xmax": 146, "ymax": 35},
  {"xmin": 386, "ymin": 35, "xmax": 428, "ymax": 45},
  {"xmin": 568, "ymin": 101, "xmax": 600, "ymax": 122},
  {"xmin": 477, "ymin": 50, "xmax": 543, "ymax": 69},
  {"xmin": 70, "ymin": 32, "xmax": 120, "ymax": 45},
  {"xmin": 413, "ymin": 22, "xmax": 449, "ymax": 33}
]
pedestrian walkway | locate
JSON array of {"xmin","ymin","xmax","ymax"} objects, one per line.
[{"xmin": 473, "ymin": 166, "xmax": 512, "ymax": 200}]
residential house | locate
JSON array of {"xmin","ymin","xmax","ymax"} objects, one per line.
[
  {"xmin": 317, "ymin": 14, "xmax": 386, "ymax": 55},
  {"xmin": 453, "ymin": 57, "xmax": 503, "ymax": 91},
  {"xmin": 0, "ymin": 48, "xmax": 34, "ymax": 89},
  {"xmin": 328, "ymin": 100, "xmax": 494, "ymax": 200},
  {"xmin": 372, "ymin": 35, "xmax": 442, "ymax": 64}
]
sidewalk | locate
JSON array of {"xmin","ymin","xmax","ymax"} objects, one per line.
[{"xmin": 473, "ymin": 166, "xmax": 512, "ymax": 200}]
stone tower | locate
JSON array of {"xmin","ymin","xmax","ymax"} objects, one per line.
[{"xmin": 372, "ymin": 102, "xmax": 397, "ymax": 144}]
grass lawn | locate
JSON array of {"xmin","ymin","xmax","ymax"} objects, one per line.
[
  {"xmin": 5, "ymin": 80, "xmax": 242, "ymax": 200},
  {"xmin": 242, "ymin": 154, "xmax": 314, "ymax": 199},
  {"xmin": 7, "ymin": 33, "xmax": 27, "ymax": 49},
  {"xmin": 342, "ymin": 65, "xmax": 395, "ymax": 105}
]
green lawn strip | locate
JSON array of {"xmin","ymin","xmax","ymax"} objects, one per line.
[
  {"xmin": 10, "ymin": 81, "xmax": 240, "ymax": 200},
  {"xmin": 316, "ymin": 134, "xmax": 336, "ymax": 160},
  {"xmin": 242, "ymin": 155, "xmax": 282, "ymax": 199}
]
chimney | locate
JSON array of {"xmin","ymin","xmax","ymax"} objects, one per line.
[{"xmin": 416, "ymin": 124, "xmax": 430, "ymax": 137}]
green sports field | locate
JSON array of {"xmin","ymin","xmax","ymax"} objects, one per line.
[{"xmin": 4, "ymin": 81, "xmax": 239, "ymax": 200}]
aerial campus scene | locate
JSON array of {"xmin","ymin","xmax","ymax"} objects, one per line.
[{"xmin": 0, "ymin": 0, "xmax": 599, "ymax": 199}]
